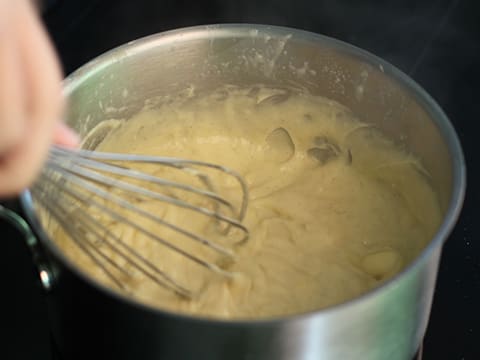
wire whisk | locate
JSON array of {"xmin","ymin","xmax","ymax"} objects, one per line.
[{"xmin": 31, "ymin": 146, "xmax": 249, "ymax": 298}]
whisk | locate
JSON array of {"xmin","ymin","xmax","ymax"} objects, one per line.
[{"xmin": 31, "ymin": 146, "xmax": 249, "ymax": 299}]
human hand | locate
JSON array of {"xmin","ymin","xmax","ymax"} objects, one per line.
[{"xmin": 0, "ymin": 0, "xmax": 78, "ymax": 197}]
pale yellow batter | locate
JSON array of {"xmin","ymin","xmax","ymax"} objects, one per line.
[{"xmin": 53, "ymin": 86, "xmax": 442, "ymax": 319}]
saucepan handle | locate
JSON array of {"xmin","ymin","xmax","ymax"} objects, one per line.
[{"xmin": 0, "ymin": 203, "xmax": 56, "ymax": 291}]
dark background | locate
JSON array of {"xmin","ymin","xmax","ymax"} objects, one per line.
[{"xmin": 1, "ymin": 0, "xmax": 479, "ymax": 358}]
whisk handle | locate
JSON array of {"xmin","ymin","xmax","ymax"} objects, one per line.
[{"xmin": 0, "ymin": 204, "xmax": 56, "ymax": 291}]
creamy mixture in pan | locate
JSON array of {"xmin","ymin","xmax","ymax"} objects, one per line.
[{"xmin": 53, "ymin": 86, "xmax": 442, "ymax": 318}]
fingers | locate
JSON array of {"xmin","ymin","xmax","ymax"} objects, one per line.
[
  {"xmin": 0, "ymin": 7, "xmax": 26, "ymax": 155},
  {"xmin": 0, "ymin": 0, "xmax": 64, "ymax": 196},
  {"xmin": 53, "ymin": 122, "xmax": 80, "ymax": 148}
]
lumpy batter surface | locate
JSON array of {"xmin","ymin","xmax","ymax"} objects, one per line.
[{"xmin": 53, "ymin": 86, "xmax": 442, "ymax": 319}]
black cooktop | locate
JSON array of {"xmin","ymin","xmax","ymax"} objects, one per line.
[{"xmin": 1, "ymin": 0, "xmax": 479, "ymax": 359}]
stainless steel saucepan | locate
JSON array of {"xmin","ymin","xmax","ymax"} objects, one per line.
[{"xmin": 0, "ymin": 24, "xmax": 465, "ymax": 360}]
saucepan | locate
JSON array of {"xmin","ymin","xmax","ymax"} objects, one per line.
[{"xmin": 0, "ymin": 24, "xmax": 465, "ymax": 360}]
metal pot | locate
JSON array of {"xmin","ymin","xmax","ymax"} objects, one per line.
[{"xmin": 2, "ymin": 24, "xmax": 465, "ymax": 360}]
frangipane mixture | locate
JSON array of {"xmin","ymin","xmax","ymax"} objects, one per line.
[{"xmin": 53, "ymin": 86, "xmax": 442, "ymax": 319}]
